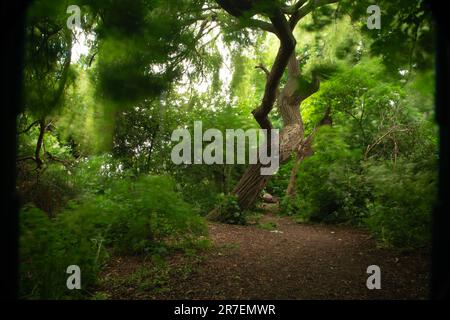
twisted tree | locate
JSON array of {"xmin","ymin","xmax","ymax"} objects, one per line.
[{"xmin": 211, "ymin": 0, "xmax": 337, "ymax": 213}]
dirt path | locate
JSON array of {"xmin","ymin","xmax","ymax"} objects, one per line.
[{"xmin": 98, "ymin": 209, "xmax": 430, "ymax": 300}]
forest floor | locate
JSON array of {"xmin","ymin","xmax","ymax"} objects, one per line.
[{"xmin": 96, "ymin": 204, "xmax": 430, "ymax": 300}]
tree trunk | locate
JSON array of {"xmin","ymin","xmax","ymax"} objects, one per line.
[
  {"xmin": 232, "ymin": 163, "xmax": 271, "ymax": 210},
  {"xmin": 230, "ymin": 54, "xmax": 314, "ymax": 210},
  {"xmin": 35, "ymin": 119, "xmax": 46, "ymax": 168},
  {"xmin": 210, "ymin": 0, "xmax": 338, "ymax": 217}
]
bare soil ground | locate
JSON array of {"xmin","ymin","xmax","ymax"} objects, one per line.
[{"xmin": 97, "ymin": 208, "xmax": 430, "ymax": 300}]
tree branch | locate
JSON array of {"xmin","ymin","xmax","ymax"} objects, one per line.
[
  {"xmin": 215, "ymin": 0, "xmax": 253, "ymax": 17},
  {"xmin": 281, "ymin": 0, "xmax": 308, "ymax": 15},
  {"xmin": 17, "ymin": 120, "xmax": 40, "ymax": 135},
  {"xmin": 242, "ymin": 18, "xmax": 277, "ymax": 34},
  {"xmin": 289, "ymin": 0, "xmax": 339, "ymax": 30},
  {"xmin": 255, "ymin": 64, "xmax": 270, "ymax": 78},
  {"xmin": 46, "ymin": 152, "xmax": 74, "ymax": 168},
  {"xmin": 16, "ymin": 156, "xmax": 36, "ymax": 163},
  {"xmin": 252, "ymin": 10, "xmax": 297, "ymax": 130},
  {"xmin": 364, "ymin": 126, "xmax": 411, "ymax": 160}
]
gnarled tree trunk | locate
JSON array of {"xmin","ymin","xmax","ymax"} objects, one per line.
[
  {"xmin": 209, "ymin": 0, "xmax": 338, "ymax": 216},
  {"xmin": 229, "ymin": 53, "xmax": 322, "ymax": 210}
]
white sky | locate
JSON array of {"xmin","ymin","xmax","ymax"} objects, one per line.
[{"xmin": 71, "ymin": 26, "xmax": 95, "ymax": 63}]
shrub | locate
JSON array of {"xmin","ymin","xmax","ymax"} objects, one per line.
[
  {"xmin": 279, "ymin": 125, "xmax": 435, "ymax": 249},
  {"xmin": 19, "ymin": 205, "xmax": 102, "ymax": 299},
  {"xmin": 266, "ymin": 158, "xmax": 293, "ymax": 198},
  {"xmin": 59, "ymin": 175, "xmax": 207, "ymax": 254},
  {"xmin": 207, "ymin": 194, "xmax": 247, "ymax": 225},
  {"xmin": 19, "ymin": 173, "xmax": 207, "ymax": 298},
  {"xmin": 105, "ymin": 175, "xmax": 207, "ymax": 253},
  {"xmin": 364, "ymin": 160, "xmax": 436, "ymax": 248},
  {"xmin": 283, "ymin": 126, "xmax": 367, "ymax": 224}
]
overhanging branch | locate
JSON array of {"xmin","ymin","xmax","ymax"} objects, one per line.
[
  {"xmin": 289, "ymin": 0, "xmax": 340, "ymax": 29},
  {"xmin": 242, "ymin": 18, "xmax": 277, "ymax": 34},
  {"xmin": 281, "ymin": 0, "xmax": 308, "ymax": 15}
]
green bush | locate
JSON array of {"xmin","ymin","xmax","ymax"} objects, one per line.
[
  {"xmin": 364, "ymin": 160, "xmax": 436, "ymax": 248},
  {"xmin": 208, "ymin": 194, "xmax": 247, "ymax": 225},
  {"xmin": 278, "ymin": 125, "xmax": 435, "ymax": 249},
  {"xmin": 19, "ymin": 205, "xmax": 102, "ymax": 299},
  {"xmin": 283, "ymin": 126, "xmax": 367, "ymax": 224},
  {"xmin": 106, "ymin": 175, "xmax": 207, "ymax": 253},
  {"xmin": 176, "ymin": 169, "xmax": 224, "ymax": 214},
  {"xmin": 71, "ymin": 155, "xmax": 129, "ymax": 195},
  {"xmin": 266, "ymin": 158, "xmax": 293, "ymax": 199},
  {"xmin": 60, "ymin": 175, "xmax": 207, "ymax": 254},
  {"xmin": 19, "ymin": 172, "xmax": 207, "ymax": 299}
]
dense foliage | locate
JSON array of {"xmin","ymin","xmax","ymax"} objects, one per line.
[
  {"xmin": 18, "ymin": 0, "xmax": 436, "ymax": 299},
  {"xmin": 276, "ymin": 59, "xmax": 436, "ymax": 248}
]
